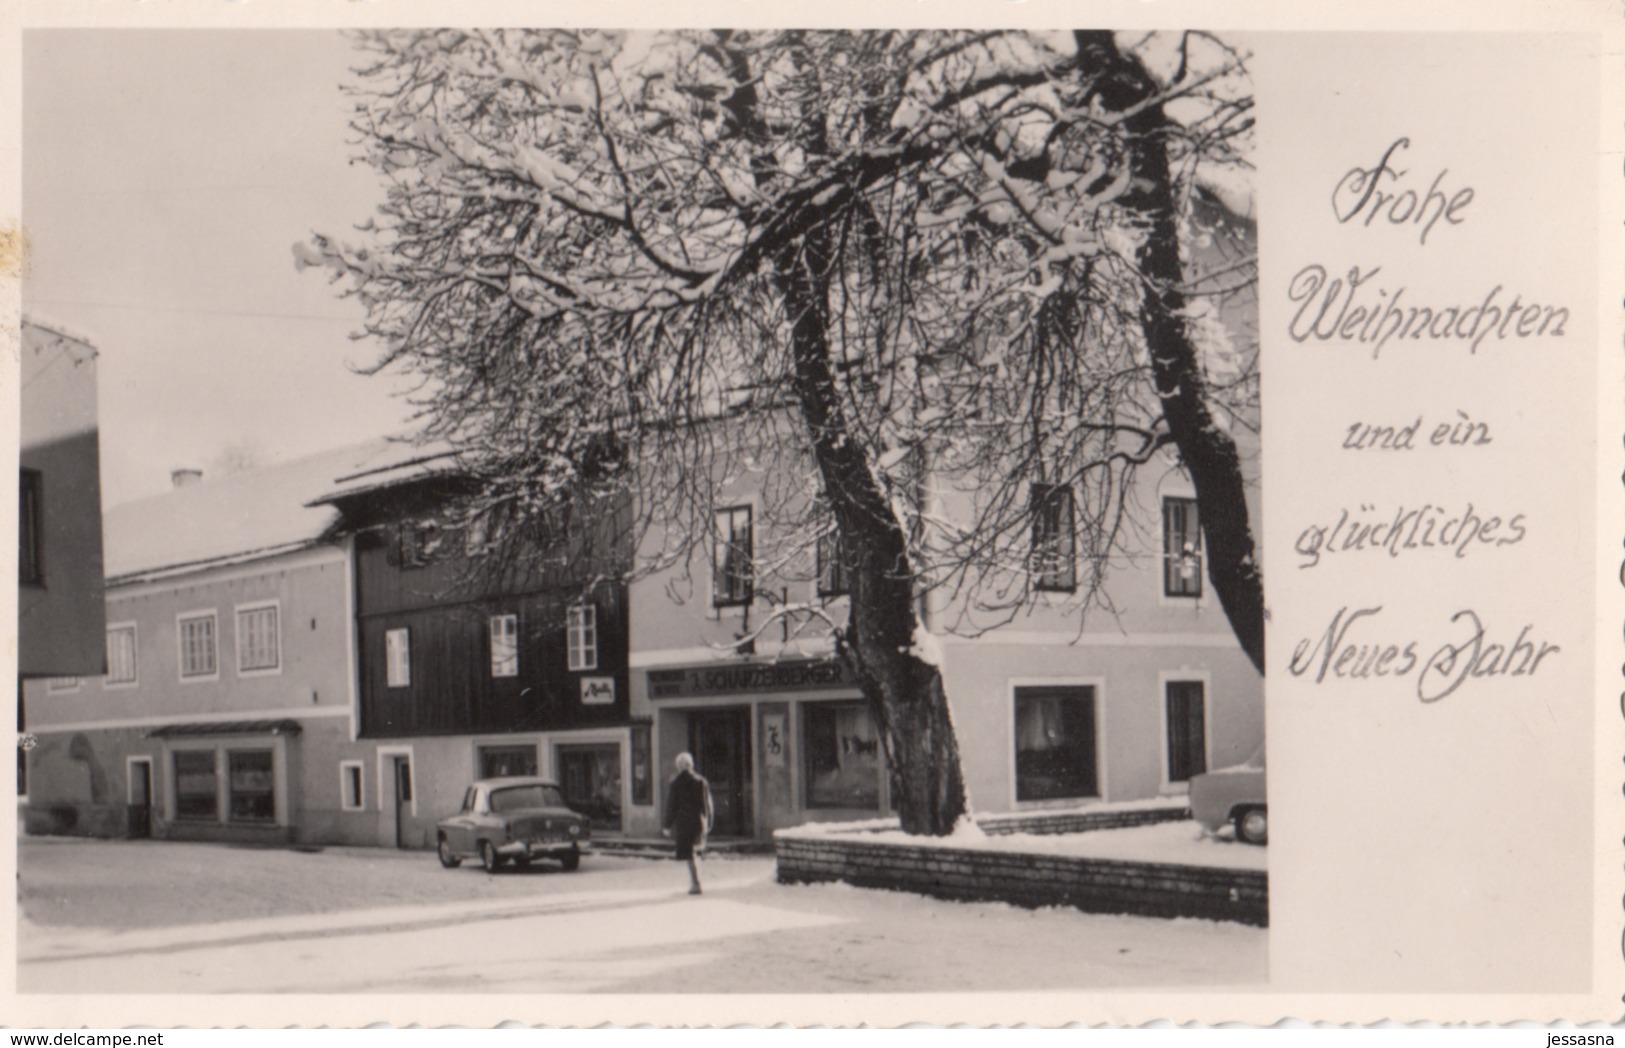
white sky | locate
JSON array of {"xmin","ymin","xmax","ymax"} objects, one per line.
[{"xmin": 23, "ymin": 29, "xmax": 420, "ymax": 508}]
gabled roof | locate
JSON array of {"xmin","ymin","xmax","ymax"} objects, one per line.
[{"xmin": 103, "ymin": 438, "xmax": 452, "ymax": 584}]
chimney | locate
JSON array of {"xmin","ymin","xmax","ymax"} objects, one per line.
[{"xmin": 171, "ymin": 468, "xmax": 203, "ymax": 489}]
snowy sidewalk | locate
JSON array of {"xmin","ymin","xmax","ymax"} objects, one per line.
[{"xmin": 19, "ymin": 870, "xmax": 772, "ymax": 965}]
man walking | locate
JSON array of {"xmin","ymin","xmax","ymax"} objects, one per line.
[{"xmin": 661, "ymin": 752, "xmax": 713, "ymax": 895}]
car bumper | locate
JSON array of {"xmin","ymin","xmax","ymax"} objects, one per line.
[{"xmin": 495, "ymin": 839, "xmax": 592, "ymax": 859}]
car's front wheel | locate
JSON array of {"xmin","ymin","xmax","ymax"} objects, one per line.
[
  {"xmin": 1234, "ymin": 806, "xmax": 1268, "ymax": 846},
  {"xmin": 437, "ymin": 835, "xmax": 461, "ymax": 869},
  {"xmin": 559, "ymin": 849, "xmax": 581, "ymax": 872},
  {"xmin": 479, "ymin": 840, "xmax": 502, "ymax": 873}
]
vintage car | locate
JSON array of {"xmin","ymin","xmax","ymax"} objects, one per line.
[
  {"xmin": 436, "ymin": 777, "xmax": 592, "ymax": 872},
  {"xmin": 1189, "ymin": 743, "xmax": 1267, "ymax": 845}
]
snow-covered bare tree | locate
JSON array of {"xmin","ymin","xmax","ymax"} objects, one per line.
[{"xmin": 300, "ymin": 28, "xmax": 1259, "ymax": 835}]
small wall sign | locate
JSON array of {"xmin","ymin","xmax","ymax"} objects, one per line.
[{"xmin": 580, "ymin": 677, "xmax": 616, "ymax": 705}]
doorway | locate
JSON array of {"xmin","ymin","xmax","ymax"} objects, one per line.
[
  {"xmin": 689, "ymin": 708, "xmax": 750, "ymax": 837},
  {"xmin": 127, "ymin": 758, "xmax": 152, "ymax": 839},
  {"xmin": 390, "ymin": 755, "xmax": 413, "ymax": 848}
]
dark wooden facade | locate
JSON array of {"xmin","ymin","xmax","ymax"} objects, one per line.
[{"xmin": 331, "ymin": 479, "xmax": 631, "ymax": 739}]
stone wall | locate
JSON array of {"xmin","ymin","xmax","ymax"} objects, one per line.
[{"xmin": 776, "ymin": 824, "xmax": 1267, "ymax": 927}]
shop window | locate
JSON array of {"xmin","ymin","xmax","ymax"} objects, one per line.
[
  {"xmin": 557, "ymin": 743, "xmax": 622, "ymax": 831},
  {"xmin": 174, "ymin": 750, "xmax": 218, "ymax": 821},
  {"xmin": 816, "ymin": 528, "xmax": 850, "ymax": 598},
  {"xmin": 478, "ymin": 744, "xmax": 538, "ymax": 779},
  {"xmin": 712, "ymin": 505, "xmax": 753, "ymax": 606},
  {"xmin": 385, "ymin": 628, "xmax": 411, "ymax": 688},
  {"xmin": 1013, "ymin": 685, "xmax": 1098, "ymax": 801},
  {"xmin": 804, "ymin": 702, "xmax": 881, "ymax": 810},
  {"xmin": 567, "ymin": 604, "xmax": 598, "ymax": 671},
  {"xmin": 1165, "ymin": 680, "xmax": 1208, "ymax": 783},
  {"xmin": 105, "ymin": 624, "xmax": 138, "ymax": 686},
  {"xmin": 236, "ymin": 603, "xmax": 280, "ymax": 674},
  {"xmin": 1163, "ymin": 497, "xmax": 1203, "ymax": 597},
  {"xmin": 228, "ymin": 749, "xmax": 275, "ymax": 823},
  {"xmin": 19, "ymin": 469, "xmax": 42, "ymax": 586},
  {"xmin": 340, "ymin": 761, "xmax": 365, "ymax": 812},
  {"xmin": 178, "ymin": 612, "xmax": 218, "ymax": 679},
  {"xmin": 1030, "ymin": 483, "xmax": 1077, "ymax": 592},
  {"xmin": 489, "ymin": 614, "xmax": 518, "ymax": 678}
]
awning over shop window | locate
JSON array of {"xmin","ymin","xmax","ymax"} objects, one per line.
[{"xmin": 146, "ymin": 719, "xmax": 303, "ymax": 739}]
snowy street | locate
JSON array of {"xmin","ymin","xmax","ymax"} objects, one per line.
[{"xmin": 18, "ymin": 837, "xmax": 1266, "ymax": 994}]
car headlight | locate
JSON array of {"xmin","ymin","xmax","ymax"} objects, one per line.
[{"xmin": 568, "ymin": 824, "xmax": 580, "ymax": 837}]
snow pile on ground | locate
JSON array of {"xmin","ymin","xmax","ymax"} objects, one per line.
[
  {"xmin": 776, "ymin": 796, "xmax": 1265, "ymax": 872},
  {"xmin": 777, "ymin": 795, "xmax": 1191, "ymax": 839},
  {"xmin": 857, "ymin": 819, "xmax": 1267, "ymax": 871}
]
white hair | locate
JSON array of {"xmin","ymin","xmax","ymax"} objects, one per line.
[{"xmin": 675, "ymin": 752, "xmax": 694, "ymax": 772}]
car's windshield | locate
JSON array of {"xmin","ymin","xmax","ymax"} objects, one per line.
[{"xmin": 488, "ymin": 784, "xmax": 566, "ymax": 813}]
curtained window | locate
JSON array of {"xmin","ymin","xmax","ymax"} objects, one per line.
[{"xmin": 1013, "ymin": 685, "xmax": 1098, "ymax": 801}]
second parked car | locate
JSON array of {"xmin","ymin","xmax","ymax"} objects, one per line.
[
  {"xmin": 1189, "ymin": 743, "xmax": 1267, "ymax": 845},
  {"xmin": 436, "ymin": 777, "xmax": 593, "ymax": 872}
]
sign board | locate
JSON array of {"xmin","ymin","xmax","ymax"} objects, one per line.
[
  {"xmin": 579, "ymin": 677, "xmax": 616, "ymax": 705},
  {"xmin": 646, "ymin": 658, "xmax": 852, "ymax": 700}
]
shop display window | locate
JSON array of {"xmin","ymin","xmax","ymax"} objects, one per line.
[{"xmin": 804, "ymin": 702, "xmax": 881, "ymax": 810}]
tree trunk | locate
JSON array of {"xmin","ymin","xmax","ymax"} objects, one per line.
[
  {"xmin": 774, "ymin": 225, "xmax": 969, "ymax": 836},
  {"xmin": 1075, "ymin": 31, "xmax": 1267, "ymax": 676}
]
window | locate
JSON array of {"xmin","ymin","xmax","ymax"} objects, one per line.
[
  {"xmin": 712, "ymin": 505, "xmax": 753, "ymax": 606},
  {"xmin": 1013, "ymin": 685, "xmax": 1098, "ymax": 801},
  {"xmin": 489, "ymin": 614, "xmax": 518, "ymax": 678},
  {"xmin": 1163, "ymin": 497, "xmax": 1203, "ymax": 597},
  {"xmin": 1030, "ymin": 483, "xmax": 1077, "ymax": 592},
  {"xmin": 228, "ymin": 749, "xmax": 275, "ymax": 823},
  {"xmin": 105, "ymin": 624, "xmax": 138, "ymax": 687},
  {"xmin": 177, "ymin": 613, "xmax": 218, "ymax": 679},
  {"xmin": 396, "ymin": 522, "xmax": 439, "ymax": 569},
  {"xmin": 174, "ymin": 750, "xmax": 218, "ymax": 821},
  {"xmin": 236, "ymin": 604, "xmax": 280, "ymax": 674},
  {"xmin": 340, "ymin": 761, "xmax": 365, "ymax": 812},
  {"xmin": 816, "ymin": 528, "xmax": 850, "ymax": 598},
  {"xmin": 557, "ymin": 743, "xmax": 622, "ymax": 831},
  {"xmin": 45, "ymin": 677, "xmax": 80, "ymax": 693},
  {"xmin": 1165, "ymin": 680, "xmax": 1208, "ymax": 783},
  {"xmin": 385, "ymin": 628, "xmax": 411, "ymax": 688},
  {"xmin": 630, "ymin": 724, "xmax": 653, "ymax": 806},
  {"xmin": 19, "ymin": 469, "xmax": 42, "ymax": 585},
  {"xmin": 478, "ymin": 744, "xmax": 537, "ymax": 779},
  {"xmin": 804, "ymin": 702, "xmax": 882, "ymax": 809},
  {"xmin": 567, "ymin": 605, "xmax": 598, "ymax": 671}
]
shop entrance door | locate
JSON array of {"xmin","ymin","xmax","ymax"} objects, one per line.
[{"xmin": 690, "ymin": 708, "xmax": 750, "ymax": 837}]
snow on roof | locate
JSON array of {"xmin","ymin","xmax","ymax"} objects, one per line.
[
  {"xmin": 23, "ymin": 314, "xmax": 103, "ymax": 353},
  {"xmin": 309, "ymin": 445, "xmax": 461, "ymax": 506},
  {"xmin": 103, "ymin": 438, "xmax": 453, "ymax": 583}
]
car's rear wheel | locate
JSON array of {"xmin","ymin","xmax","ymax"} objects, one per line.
[
  {"xmin": 1235, "ymin": 806, "xmax": 1268, "ymax": 846},
  {"xmin": 437, "ymin": 835, "xmax": 461, "ymax": 869},
  {"xmin": 560, "ymin": 849, "xmax": 581, "ymax": 872},
  {"xmin": 479, "ymin": 840, "xmax": 502, "ymax": 873}
]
